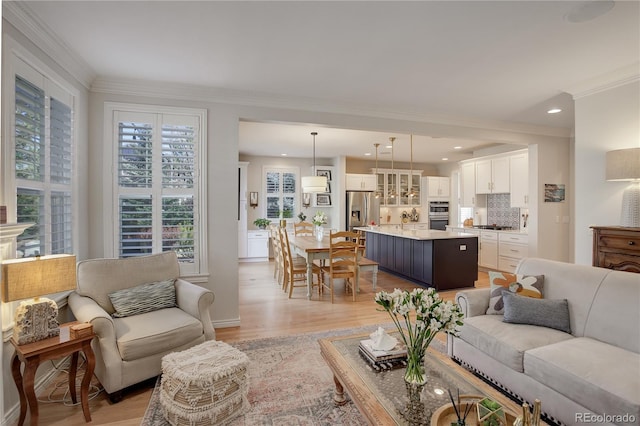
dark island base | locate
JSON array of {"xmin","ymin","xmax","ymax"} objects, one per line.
[{"xmin": 365, "ymin": 232, "xmax": 478, "ymax": 291}]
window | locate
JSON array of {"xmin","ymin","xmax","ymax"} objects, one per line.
[
  {"xmin": 106, "ymin": 104, "xmax": 206, "ymax": 276},
  {"xmin": 14, "ymin": 62, "xmax": 74, "ymax": 257},
  {"xmin": 264, "ymin": 167, "xmax": 299, "ymax": 220}
]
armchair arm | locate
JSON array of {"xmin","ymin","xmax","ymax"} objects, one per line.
[
  {"xmin": 175, "ymin": 279, "xmax": 216, "ymax": 340},
  {"xmin": 68, "ymin": 291, "xmax": 115, "ymax": 340},
  {"xmin": 455, "ymin": 288, "xmax": 491, "ymax": 318}
]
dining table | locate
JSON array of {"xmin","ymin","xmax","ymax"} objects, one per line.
[{"xmin": 288, "ymin": 234, "xmax": 372, "ymax": 300}]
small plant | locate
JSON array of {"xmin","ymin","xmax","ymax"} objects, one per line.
[
  {"xmin": 297, "ymin": 212, "xmax": 307, "ymax": 222},
  {"xmin": 253, "ymin": 218, "xmax": 271, "ymax": 229},
  {"xmin": 477, "ymin": 397, "xmax": 506, "ymax": 426}
]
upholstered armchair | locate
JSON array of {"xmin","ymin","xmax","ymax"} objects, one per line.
[{"xmin": 68, "ymin": 251, "xmax": 215, "ymax": 401}]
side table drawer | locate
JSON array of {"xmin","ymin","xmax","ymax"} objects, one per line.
[{"xmin": 597, "ymin": 234, "xmax": 640, "ymax": 254}]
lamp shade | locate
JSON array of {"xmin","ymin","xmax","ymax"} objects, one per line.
[
  {"xmin": 301, "ymin": 175, "xmax": 328, "ymax": 193},
  {"xmin": 606, "ymin": 148, "xmax": 640, "ymax": 181},
  {"xmin": 1, "ymin": 254, "xmax": 76, "ymax": 302}
]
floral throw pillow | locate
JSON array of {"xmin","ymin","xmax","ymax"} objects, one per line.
[{"xmin": 486, "ymin": 271, "xmax": 544, "ymax": 315}]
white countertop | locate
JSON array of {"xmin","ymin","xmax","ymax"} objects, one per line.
[
  {"xmin": 447, "ymin": 226, "xmax": 528, "ymax": 235},
  {"xmin": 356, "ymin": 226, "xmax": 478, "ymax": 241}
]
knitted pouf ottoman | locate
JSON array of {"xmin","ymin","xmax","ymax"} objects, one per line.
[{"xmin": 160, "ymin": 340, "xmax": 250, "ymax": 426}]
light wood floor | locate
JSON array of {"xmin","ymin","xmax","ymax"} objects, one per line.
[{"xmin": 27, "ymin": 261, "xmax": 488, "ymax": 426}]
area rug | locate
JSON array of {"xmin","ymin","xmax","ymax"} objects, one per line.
[{"xmin": 141, "ymin": 324, "xmax": 447, "ymax": 425}]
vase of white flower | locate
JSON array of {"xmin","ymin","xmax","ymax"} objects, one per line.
[
  {"xmin": 375, "ymin": 288, "xmax": 464, "ymax": 424},
  {"xmin": 312, "ymin": 211, "xmax": 327, "ymax": 241}
]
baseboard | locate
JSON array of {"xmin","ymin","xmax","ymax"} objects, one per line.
[{"xmin": 212, "ymin": 317, "xmax": 240, "ymax": 328}]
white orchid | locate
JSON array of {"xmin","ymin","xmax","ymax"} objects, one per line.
[{"xmin": 312, "ymin": 211, "xmax": 328, "ymax": 226}]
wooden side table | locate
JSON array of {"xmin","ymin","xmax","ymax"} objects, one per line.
[{"xmin": 10, "ymin": 321, "xmax": 96, "ymax": 426}]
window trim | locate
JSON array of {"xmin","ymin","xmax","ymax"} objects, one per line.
[{"xmin": 103, "ymin": 102, "xmax": 208, "ymax": 278}]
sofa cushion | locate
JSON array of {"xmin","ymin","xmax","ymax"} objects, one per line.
[
  {"xmin": 114, "ymin": 307, "xmax": 204, "ymax": 361},
  {"xmin": 486, "ymin": 271, "xmax": 544, "ymax": 315},
  {"xmin": 525, "ymin": 337, "xmax": 640, "ymax": 420},
  {"xmin": 502, "ymin": 292, "xmax": 571, "ymax": 333},
  {"xmin": 459, "ymin": 315, "xmax": 573, "ymax": 372},
  {"xmin": 109, "ymin": 279, "xmax": 176, "ymax": 318}
]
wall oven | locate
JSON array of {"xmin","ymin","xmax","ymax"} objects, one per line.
[{"xmin": 428, "ymin": 201, "xmax": 449, "ymax": 231}]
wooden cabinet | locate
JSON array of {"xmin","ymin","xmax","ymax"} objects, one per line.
[
  {"xmin": 476, "ymin": 157, "xmax": 509, "ymax": 194},
  {"xmin": 460, "ymin": 161, "xmax": 476, "ymax": 207},
  {"xmin": 345, "ymin": 173, "xmax": 377, "ymax": 191},
  {"xmin": 510, "ymin": 152, "xmax": 528, "ymax": 208},
  {"xmin": 425, "ymin": 176, "xmax": 450, "ymax": 198},
  {"xmin": 591, "ymin": 226, "xmax": 640, "ymax": 273}
]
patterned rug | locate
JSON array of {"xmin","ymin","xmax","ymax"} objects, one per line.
[{"xmin": 141, "ymin": 324, "xmax": 446, "ymax": 425}]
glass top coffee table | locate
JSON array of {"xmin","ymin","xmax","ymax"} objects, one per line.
[{"xmin": 319, "ymin": 331, "xmax": 523, "ymax": 425}]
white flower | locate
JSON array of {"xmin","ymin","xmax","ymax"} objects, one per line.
[{"xmin": 312, "ymin": 211, "xmax": 328, "ymax": 226}]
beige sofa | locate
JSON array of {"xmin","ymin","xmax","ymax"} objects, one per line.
[
  {"xmin": 448, "ymin": 258, "xmax": 639, "ymax": 426},
  {"xmin": 68, "ymin": 252, "xmax": 215, "ymax": 400}
]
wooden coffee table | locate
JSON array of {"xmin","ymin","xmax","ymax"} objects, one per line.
[{"xmin": 319, "ymin": 331, "xmax": 526, "ymax": 425}]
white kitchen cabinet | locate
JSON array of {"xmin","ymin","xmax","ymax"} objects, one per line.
[
  {"xmin": 510, "ymin": 151, "xmax": 529, "ymax": 208},
  {"xmin": 460, "ymin": 161, "xmax": 476, "ymax": 206},
  {"xmin": 345, "ymin": 173, "xmax": 377, "ymax": 191},
  {"xmin": 480, "ymin": 231, "xmax": 499, "ymax": 269},
  {"xmin": 498, "ymin": 232, "xmax": 529, "ymax": 272},
  {"xmin": 426, "ymin": 176, "xmax": 450, "ymax": 198},
  {"xmin": 371, "ymin": 168, "xmax": 422, "ymax": 206},
  {"xmin": 475, "ymin": 157, "xmax": 509, "ymax": 194},
  {"xmin": 247, "ymin": 230, "xmax": 269, "ymax": 259}
]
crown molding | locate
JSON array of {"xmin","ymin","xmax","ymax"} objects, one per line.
[
  {"xmin": 3, "ymin": 1, "xmax": 96, "ymax": 89},
  {"xmin": 565, "ymin": 63, "xmax": 640, "ymax": 100},
  {"xmin": 92, "ymin": 77, "xmax": 571, "ymax": 139}
]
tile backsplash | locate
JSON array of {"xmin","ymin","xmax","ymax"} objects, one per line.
[{"xmin": 487, "ymin": 193, "xmax": 520, "ymax": 229}]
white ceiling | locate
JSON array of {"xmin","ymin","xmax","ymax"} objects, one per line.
[{"xmin": 15, "ymin": 1, "xmax": 639, "ymax": 163}]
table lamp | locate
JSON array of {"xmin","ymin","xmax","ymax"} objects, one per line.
[
  {"xmin": 606, "ymin": 148, "xmax": 640, "ymax": 227},
  {"xmin": 1, "ymin": 254, "xmax": 77, "ymax": 345}
]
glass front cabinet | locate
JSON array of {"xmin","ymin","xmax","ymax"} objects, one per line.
[{"xmin": 372, "ymin": 169, "xmax": 422, "ymax": 206}]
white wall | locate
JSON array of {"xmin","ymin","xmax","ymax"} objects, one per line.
[{"xmin": 574, "ymin": 81, "xmax": 640, "ymax": 265}]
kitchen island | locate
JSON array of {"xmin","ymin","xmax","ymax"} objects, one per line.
[{"xmin": 358, "ymin": 227, "xmax": 478, "ymax": 291}]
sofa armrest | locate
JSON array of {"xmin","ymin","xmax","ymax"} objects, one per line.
[
  {"xmin": 175, "ymin": 279, "xmax": 216, "ymax": 340},
  {"xmin": 455, "ymin": 288, "xmax": 491, "ymax": 318}
]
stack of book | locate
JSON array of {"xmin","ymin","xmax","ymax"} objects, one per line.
[{"xmin": 358, "ymin": 338, "xmax": 408, "ymax": 371}]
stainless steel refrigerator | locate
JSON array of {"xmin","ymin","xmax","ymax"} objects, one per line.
[{"xmin": 346, "ymin": 191, "xmax": 380, "ymax": 231}]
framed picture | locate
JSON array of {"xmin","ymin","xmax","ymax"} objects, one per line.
[
  {"xmin": 316, "ymin": 194, "xmax": 332, "ymax": 206},
  {"xmin": 544, "ymin": 184, "xmax": 565, "ymax": 202},
  {"xmin": 249, "ymin": 191, "xmax": 258, "ymax": 207},
  {"xmin": 302, "ymin": 193, "xmax": 311, "ymax": 207},
  {"xmin": 325, "ymin": 182, "xmax": 331, "ymax": 194},
  {"xmin": 316, "ymin": 169, "xmax": 332, "ymax": 181}
]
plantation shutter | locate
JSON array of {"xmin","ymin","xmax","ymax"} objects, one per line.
[{"xmin": 264, "ymin": 167, "xmax": 299, "ymax": 220}]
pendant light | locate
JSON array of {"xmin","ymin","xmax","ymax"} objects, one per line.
[
  {"xmin": 408, "ymin": 134, "xmax": 416, "ymax": 198},
  {"xmin": 388, "ymin": 137, "xmax": 397, "ymax": 199},
  {"xmin": 373, "ymin": 143, "xmax": 381, "ymax": 199},
  {"xmin": 301, "ymin": 132, "xmax": 327, "ymax": 193}
]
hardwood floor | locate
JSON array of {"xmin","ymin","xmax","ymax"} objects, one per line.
[{"xmin": 28, "ymin": 261, "xmax": 488, "ymax": 426}]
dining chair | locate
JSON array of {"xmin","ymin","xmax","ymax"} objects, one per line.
[
  {"xmin": 269, "ymin": 224, "xmax": 284, "ymax": 287},
  {"xmin": 322, "ymin": 230, "xmax": 360, "ymax": 303},
  {"xmin": 294, "ymin": 221, "xmax": 314, "ymax": 236},
  {"xmin": 279, "ymin": 227, "xmax": 323, "ymax": 298}
]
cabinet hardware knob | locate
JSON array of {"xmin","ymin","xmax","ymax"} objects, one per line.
[{"xmin": 630, "ymin": 241, "xmax": 635, "ymax": 245}]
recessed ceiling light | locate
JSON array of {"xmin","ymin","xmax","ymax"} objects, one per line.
[
  {"xmin": 454, "ymin": 146, "xmax": 462, "ymax": 150},
  {"xmin": 364, "ymin": 152, "xmax": 371, "ymax": 156},
  {"xmin": 547, "ymin": 108, "xmax": 562, "ymax": 114},
  {"xmin": 385, "ymin": 145, "xmax": 393, "ymax": 149},
  {"xmin": 281, "ymin": 153, "xmax": 287, "ymax": 156},
  {"xmin": 442, "ymin": 157, "xmax": 449, "ymax": 161}
]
